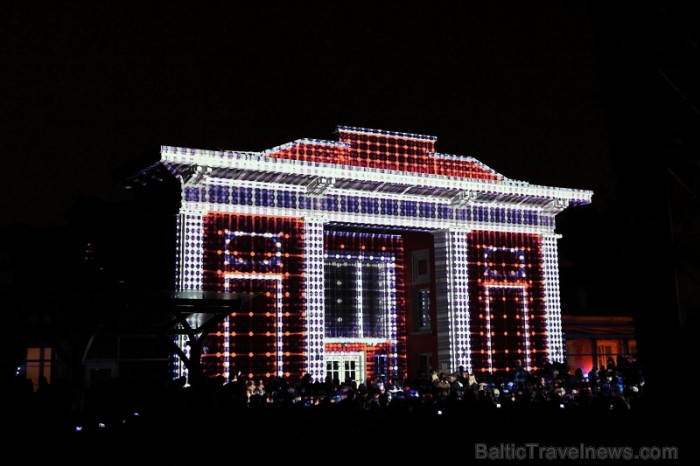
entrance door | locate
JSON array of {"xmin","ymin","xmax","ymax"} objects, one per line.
[{"xmin": 325, "ymin": 352, "xmax": 365, "ymax": 385}]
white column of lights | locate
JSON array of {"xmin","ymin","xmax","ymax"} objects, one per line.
[
  {"xmin": 437, "ymin": 229, "xmax": 471, "ymax": 373},
  {"xmin": 174, "ymin": 211, "xmax": 204, "ymax": 380},
  {"xmin": 304, "ymin": 218, "xmax": 326, "ymax": 381},
  {"xmin": 385, "ymin": 257, "xmax": 399, "ymax": 375},
  {"xmin": 355, "ymin": 262, "xmax": 364, "ymax": 337},
  {"xmin": 541, "ymin": 234, "xmax": 565, "ymax": 363},
  {"xmin": 452, "ymin": 230, "xmax": 471, "ymax": 373},
  {"xmin": 173, "ymin": 214, "xmax": 186, "ymax": 380},
  {"xmin": 175, "ymin": 214, "xmax": 182, "ymax": 290},
  {"xmin": 483, "ymin": 287, "xmax": 495, "ymax": 373},
  {"xmin": 177, "ymin": 212, "xmax": 204, "ymax": 291},
  {"xmin": 434, "ymin": 232, "xmax": 451, "ymax": 372}
]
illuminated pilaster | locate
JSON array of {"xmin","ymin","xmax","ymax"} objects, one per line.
[
  {"xmin": 304, "ymin": 217, "xmax": 326, "ymax": 381},
  {"xmin": 176, "ymin": 210, "xmax": 204, "ymax": 291},
  {"xmin": 434, "ymin": 228, "xmax": 471, "ymax": 373},
  {"xmin": 541, "ymin": 233, "xmax": 565, "ymax": 363}
]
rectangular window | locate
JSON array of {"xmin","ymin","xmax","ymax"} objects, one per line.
[
  {"xmin": 26, "ymin": 346, "xmax": 52, "ymax": 392},
  {"xmin": 597, "ymin": 339, "xmax": 622, "ymax": 370},
  {"xmin": 416, "ymin": 289, "xmax": 431, "ymax": 330},
  {"xmin": 344, "ymin": 359, "xmax": 357, "ymax": 382},
  {"xmin": 374, "ymin": 354, "xmax": 388, "ymax": 380},
  {"xmin": 411, "ymin": 249, "xmax": 430, "ymax": 284},
  {"xmin": 324, "ymin": 258, "xmax": 391, "ymax": 338},
  {"xmin": 565, "ymin": 338, "xmax": 594, "ymax": 375},
  {"xmin": 325, "ymin": 261, "xmax": 360, "ymax": 338},
  {"xmin": 326, "ymin": 352, "xmax": 366, "ymax": 384},
  {"xmin": 326, "ymin": 360, "xmax": 340, "ymax": 383}
]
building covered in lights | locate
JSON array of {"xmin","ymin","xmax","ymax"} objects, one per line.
[{"xmin": 160, "ymin": 126, "xmax": 592, "ymax": 384}]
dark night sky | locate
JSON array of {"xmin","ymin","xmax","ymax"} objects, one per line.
[
  {"xmin": 3, "ymin": 2, "xmax": 615, "ymax": 227},
  {"xmin": 3, "ymin": 2, "xmax": 699, "ymax": 323}
]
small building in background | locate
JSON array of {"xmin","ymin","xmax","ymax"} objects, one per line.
[{"xmin": 563, "ymin": 314, "xmax": 637, "ymax": 375}]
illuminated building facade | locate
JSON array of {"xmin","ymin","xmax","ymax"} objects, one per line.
[{"xmin": 161, "ymin": 126, "xmax": 592, "ymax": 383}]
